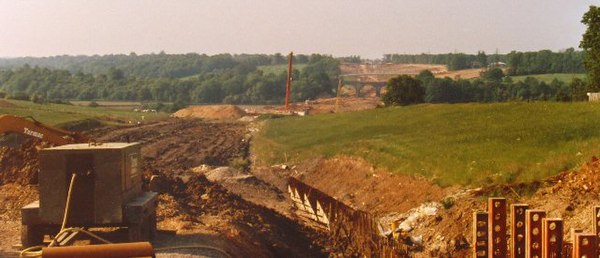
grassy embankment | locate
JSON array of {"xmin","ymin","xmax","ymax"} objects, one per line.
[
  {"xmin": 0, "ymin": 99, "xmax": 167, "ymax": 127},
  {"xmin": 254, "ymin": 102, "xmax": 600, "ymax": 186},
  {"xmin": 509, "ymin": 73, "xmax": 586, "ymax": 83}
]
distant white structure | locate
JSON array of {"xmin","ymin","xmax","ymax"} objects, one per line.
[
  {"xmin": 488, "ymin": 62, "xmax": 506, "ymax": 69},
  {"xmin": 587, "ymin": 92, "xmax": 600, "ymax": 102}
]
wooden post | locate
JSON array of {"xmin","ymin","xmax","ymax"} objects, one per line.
[
  {"xmin": 562, "ymin": 242, "xmax": 573, "ymax": 258},
  {"xmin": 593, "ymin": 206, "xmax": 600, "ymax": 252},
  {"xmin": 541, "ymin": 218, "xmax": 562, "ymax": 258},
  {"xmin": 525, "ymin": 210, "xmax": 546, "ymax": 258},
  {"xmin": 488, "ymin": 198, "xmax": 507, "ymax": 258},
  {"xmin": 473, "ymin": 211, "xmax": 489, "ymax": 258},
  {"xmin": 511, "ymin": 204, "xmax": 529, "ymax": 258},
  {"xmin": 573, "ymin": 233, "xmax": 596, "ymax": 258}
]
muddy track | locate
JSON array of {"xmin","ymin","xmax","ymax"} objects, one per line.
[
  {"xmin": 91, "ymin": 119, "xmax": 329, "ymax": 256},
  {"xmin": 0, "ymin": 118, "xmax": 329, "ymax": 257}
]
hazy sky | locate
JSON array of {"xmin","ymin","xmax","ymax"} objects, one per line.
[{"xmin": 0, "ymin": 0, "xmax": 596, "ymax": 58}]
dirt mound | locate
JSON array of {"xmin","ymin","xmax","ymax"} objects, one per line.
[
  {"xmin": 296, "ymin": 156, "xmax": 447, "ymax": 216},
  {"xmin": 203, "ymin": 167, "xmax": 248, "ymax": 182},
  {"xmin": 259, "ymin": 97, "xmax": 380, "ymax": 115},
  {"xmin": 0, "ymin": 139, "xmax": 41, "ymax": 185},
  {"xmin": 398, "ymin": 156, "xmax": 600, "ymax": 257},
  {"xmin": 340, "ymin": 63, "xmax": 447, "ymax": 76},
  {"xmin": 93, "ymin": 120, "xmax": 247, "ymax": 170},
  {"xmin": 0, "ymin": 100, "xmax": 17, "ymax": 108},
  {"xmin": 339, "ymin": 63, "xmax": 483, "ymax": 82},
  {"xmin": 0, "ymin": 184, "xmax": 38, "ymax": 220},
  {"xmin": 0, "ymin": 183, "xmax": 38, "ymax": 253},
  {"xmin": 88, "ymin": 119, "xmax": 330, "ymax": 256},
  {"xmin": 174, "ymin": 105, "xmax": 246, "ymax": 120},
  {"xmin": 160, "ymin": 174, "xmax": 327, "ymax": 257},
  {"xmin": 439, "ymin": 68, "xmax": 484, "ymax": 79}
]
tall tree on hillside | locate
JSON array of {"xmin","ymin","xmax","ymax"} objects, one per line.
[
  {"xmin": 476, "ymin": 51, "xmax": 488, "ymax": 68},
  {"xmin": 382, "ymin": 75, "xmax": 425, "ymax": 106},
  {"xmin": 448, "ymin": 54, "xmax": 469, "ymax": 70},
  {"xmin": 480, "ymin": 68, "xmax": 504, "ymax": 83},
  {"xmin": 580, "ymin": 6, "xmax": 600, "ymax": 91}
]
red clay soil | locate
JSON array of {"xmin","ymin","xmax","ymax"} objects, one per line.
[
  {"xmin": 5, "ymin": 117, "xmax": 600, "ymax": 256},
  {"xmin": 0, "ymin": 139, "xmax": 43, "ymax": 255},
  {"xmin": 173, "ymin": 105, "xmax": 246, "ymax": 121},
  {"xmin": 405, "ymin": 156, "xmax": 600, "ymax": 257},
  {"xmin": 89, "ymin": 119, "xmax": 330, "ymax": 257},
  {"xmin": 0, "ymin": 119, "xmax": 331, "ymax": 257},
  {"xmin": 296, "ymin": 156, "xmax": 447, "ymax": 216},
  {"xmin": 0, "ymin": 139, "xmax": 41, "ymax": 185},
  {"xmin": 254, "ymin": 97, "xmax": 380, "ymax": 115}
]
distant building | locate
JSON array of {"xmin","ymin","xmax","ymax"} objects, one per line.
[
  {"xmin": 488, "ymin": 62, "xmax": 506, "ymax": 69},
  {"xmin": 587, "ymin": 92, "xmax": 600, "ymax": 102}
]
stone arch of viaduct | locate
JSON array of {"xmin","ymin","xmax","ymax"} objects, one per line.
[{"xmin": 339, "ymin": 73, "xmax": 418, "ymax": 97}]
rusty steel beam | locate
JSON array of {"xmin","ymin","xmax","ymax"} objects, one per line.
[
  {"xmin": 472, "ymin": 211, "xmax": 488, "ymax": 258},
  {"xmin": 562, "ymin": 242, "xmax": 573, "ymax": 258},
  {"xmin": 542, "ymin": 218, "xmax": 562, "ymax": 258},
  {"xmin": 593, "ymin": 206, "xmax": 600, "ymax": 252},
  {"xmin": 570, "ymin": 228, "xmax": 583, "ymax": 244},
  {"xmin": 284, "ymin": 52, "xmax": 293, "ymax": 111},
  {"xmin": 42, "ymin": 242, "xmax": 154, "ymax": 258},
  {"xmin": 573, "ymin": 233, "xmax": 596, "ymax": 258},
  {"xmin": 511, "ymin": 204, "xmax": 529, "ymax": 258},
  {"xmin": 488, "ymin": 198, "xmax": 507, "ymax": 258},
  {"xmin": 287, "ymin": 177, "xmax": 407, "ymax": 257},
  {"xmin": 526, "ymin": 210, "xmax": 546, "ymax": 258}
]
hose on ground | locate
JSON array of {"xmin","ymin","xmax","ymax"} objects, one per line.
[
  {"xmin": 20, "ymin": 173, "xmax": 231, "ymax": 258},
  {"xmin": 20, "ymin": 174, "xmax": 114, "ymax": 257}
]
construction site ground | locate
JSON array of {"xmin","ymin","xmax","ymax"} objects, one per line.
[
  {"xmin": 0, "ymin": 119, "xmax": 330, "ymax": 257},
  {"xmin": 340, "ymin": 63, "xmax": 484, "ymax": 80},
  {"xmin": 1, "ymin": 102, "xmax": 600, "ymax": 256}
]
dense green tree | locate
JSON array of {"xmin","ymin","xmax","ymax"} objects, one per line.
[
  {"xmin": 425, "ymin": 78, "xmax": 458, "ymax": 103},
  {"xmin": 448, "ymin": 54, "xmax": 469, "ymax": 70},
  {"xmin": 383, "ymin": 75, "xmax": 425, "ymax": 106},
  {"xmin": 475, "ymin": 51, "xmax": 488, "ymax": 68},
  {"xmin": 271, "ymin": 53, "xmax": 286, "ymax": 65},
  {"xmin": 580, "ymin": 5, "xmax": 600, "ymax": 91},
  {"xmin": 384, "ymin": 50, "xmax": 583, "ymax": 75},
  {"xmin": 108, "ymin": 67, "xmax": 125, "ymax": 80},
  {"xmin": 416, "ymin": 70, "xmax": 435, "ymax": 84},
  {"xmin": 571, "ymin": 78, "xmax": 589, "ymax": 101},
  {"xmin": 480, "ymin": 68, "xmax": 504, "ymax": 83}
]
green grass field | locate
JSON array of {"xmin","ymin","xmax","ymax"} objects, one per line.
[
  {"xmin": 253, "ymin": 102, "xmax": 600, "ymax": 186},
  {"xmin": 0, "ymin": 100, "xmax": 167, "ymax": 127},
  {"xmin": 509, "ymin": 73, "xmax": 586, "ymax": 84},
  {"xmin": 257, "ymin": 64, "xmax": 307, "ymax": 75}
]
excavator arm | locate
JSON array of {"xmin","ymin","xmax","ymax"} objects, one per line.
[{"xmin": 0, "ymin": 115, "xmax": 90, "ymax": 146}]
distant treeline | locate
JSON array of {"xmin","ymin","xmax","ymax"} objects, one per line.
[
  {"xmin": 0, "ymin": 52, "xmax": 315, "ymax": 79},
  {"xmin": 383, "ymin": 48, "xmax": 585, "ymax": 75},
  {"xmin": 0, "ymin": 54, "xmax": 340, "ymax": 109},
  {"xmin": 414, "ymin": 68, "xmax": 588, "ymax": 104}
]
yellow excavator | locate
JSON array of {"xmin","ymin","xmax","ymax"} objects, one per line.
[{"xmin": 0, "ymin": 115, "xmax": 90, "ymax": 145}]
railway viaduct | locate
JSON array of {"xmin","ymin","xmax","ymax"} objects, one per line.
[{"xmin": 339, "ymin": 72, "xmax": 419, "ymax": 97}]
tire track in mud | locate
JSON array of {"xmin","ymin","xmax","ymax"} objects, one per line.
[{"xmin": 89, "ymin": 118, "xmax": 330, "ymax": 257}]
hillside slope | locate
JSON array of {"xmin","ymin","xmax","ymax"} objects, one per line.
[{"xmin": 254, "ymin": 102, "xmax": 600, "ymax": 186}]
